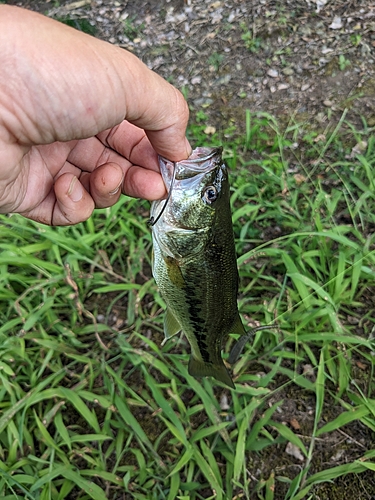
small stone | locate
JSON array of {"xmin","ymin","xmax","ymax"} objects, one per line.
[
  {"xmin": 193, "ymin": 97, "xmax": 213, "ymax": 106},
  {"xmin": 278, "ymin": 83, "xmax": 289, "ymax": 90},
  {"xmin": 270, "ymin": 85, "xmax": 277, "ymax": 93},
  {"xmin": 351, "ymin": 140, "xmax": 367, "ymax": 157},
  {"xmin": 282, "ymin": 67, "xmax": 294, "ymax": 76},
  {"xmin": 267, "ymin": 68, "xmax": 279, "ymax": 78},
  {"xmin": 329, "ymin": 16, "xmax": 343, "ymax": 30},
  {"xmin": 220, "ymin": 394, "xmax": 230, "ymax": 410},
  {"xmin": 331, "ymin": 449, "xmax": 345, "ymax": 462},
  {"xmin": 323, "ymin": 100, "xmax": 333, "ymax": 107},
  {"xmin": 215, "ymin": 74, "xmax": 231, "ymax": 85},
  {"xmin": 285, "ymin": 442, "xmax": 304, "ymax": 461},
  {"xmin": 301, "ymin": 83, "xmax": 311, "ymax": 91}
]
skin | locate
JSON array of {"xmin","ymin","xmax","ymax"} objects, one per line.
[{"xmin": 0, "ymin": 6, "xmax": 191, "ymax": 225}]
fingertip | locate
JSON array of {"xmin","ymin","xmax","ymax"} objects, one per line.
[
  {"xmin": 89, "ymin": 162, "xmax": 124, "ymax": 208},
  {"xmin": 147, "ymin": 132, "xmax": 192, "ymax": 162},
  {"xmin": 53, "ymin": 173, "xmax": 94, "ymax": 225},
  {"xmin": 145, "ymin": 88, "xmax": 191, "ymax": 162},
  {"xmin": 124, "ymin": 166, "xmax": 167, "ymax": 200}
]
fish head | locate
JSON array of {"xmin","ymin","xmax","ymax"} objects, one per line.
[{"xmin": 151, "ymin": 147, "xmax": 229, "ymax": 259}]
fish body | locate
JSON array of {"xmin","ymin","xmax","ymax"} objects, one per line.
[{"xmin": 150, "ymin": 147, "xmax": 246, "ymax": 388}]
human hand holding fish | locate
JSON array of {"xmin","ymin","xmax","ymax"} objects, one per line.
[
  {"xmin": 150, "ymin": 147, "xmax": 277, "ymax": 388},
  {"xmin": 0, "ymin": 5, "xmax": 190, "ymax": 225}
]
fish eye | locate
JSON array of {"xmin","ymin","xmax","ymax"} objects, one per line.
[{"xmin": 202, "ymin": 185, "xmax": 218, "ymax": 204}]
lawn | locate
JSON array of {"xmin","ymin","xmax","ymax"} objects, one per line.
[{"xmin": 0, "ymin": 111, "xmax": 375, "ymax": 499}]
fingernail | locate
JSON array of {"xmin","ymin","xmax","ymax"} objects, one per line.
[
  {"xmin": 67, "ymin": 176, "xmax": 83, "ymax": 202},
  {"xmin": 109, "ymin": 178, "xmax": 123, "ymax": 196}
]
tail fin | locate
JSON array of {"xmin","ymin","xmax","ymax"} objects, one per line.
[{"xmin": 188, "ymin": 357, "xmax": 235, "ymax": 389}]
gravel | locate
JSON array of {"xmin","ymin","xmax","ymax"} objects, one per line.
[{"xmin": 10, "ymin": 0, "xmax": 375, "ymax": 134}]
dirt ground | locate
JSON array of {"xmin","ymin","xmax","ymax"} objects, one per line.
[
  {"xmin": 9, "ymin": 0, "xmax": 375, "ymax": 135},
  {"xmin": 6, "ymin": 1, "xmax": 375, "ymax": 498}
]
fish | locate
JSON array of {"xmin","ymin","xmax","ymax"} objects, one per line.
[{"xmin": 150, "ymin": 146, "xmax": 247, "ymax": 389}]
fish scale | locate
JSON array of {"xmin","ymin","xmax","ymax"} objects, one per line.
[{"xmin": 150, "ymin": 147, "xmax": 247, "ymax": 388}]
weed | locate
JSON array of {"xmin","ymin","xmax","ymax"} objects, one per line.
[
  {"xmin": 240, "ymin": 22, "xmax": 263, "ymax": 52},
  {"xmin": 0, "ymin": 111, "xmax": 375, "ymax": 499},
  {"xmin": 208, "ymin": 52, "xmax": 224, "ymax": 71},
  {"xmin": 123, "ymin": 15, "xmax": 144, "ymax": 41},
  {"xmin": 57, "ymin": 17, "xmax": 96, "ymax": 35},
  {"xmin": 350, "ymin": 34, "xmax": 362, "ymax": 47},
  {"xmin": 339, "ymin": 54, "xmax": 351, "ymax": 71}
]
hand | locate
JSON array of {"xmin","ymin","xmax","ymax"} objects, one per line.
[{"xmin": 0, "ymin": 6, "xmax": 191, "ymax": 225}]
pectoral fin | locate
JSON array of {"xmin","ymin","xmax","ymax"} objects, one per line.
[
  {"xmin": 161, "ymin": 308, "xmax": 182, "ymax": 346},
  {"xmin": 165, "ymin": 256, "xmax": 185, "ymax": 288},
  {"xmin": 188, "ymin": 357, "xmax": 235, "ymax": 389}
]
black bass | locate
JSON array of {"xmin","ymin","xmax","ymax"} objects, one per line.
[{"xmin": 150, "ymin": 147, "xmax": 247, "ymax": 389}]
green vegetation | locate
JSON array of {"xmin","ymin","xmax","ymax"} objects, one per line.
[
  {"xmin": 338, "ymin": 54, "xmax": 351, "ymax": 71},
  {"xmin": 240, "ymin": 23, "xmax": 263, "ymax": 53},
  {"xmin": 122, "ymin": 16, "xmax": 144, "ymax": 41},
  {"xmin": 0, "ymin": 110, "xmax": 375, "ymax": 499},
  {"xmin": 208, "ymin": 53, "xmax": 224, "ymax": 71},
  {"xmin": 57, "ymin": 17, "xmax": 96, "ymax": 36}
]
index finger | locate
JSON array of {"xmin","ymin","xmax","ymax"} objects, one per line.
[
  {"xmin": 109, "ymin": 49, "xmax": 192, "ymax": 161},
  {"xmin": 96, "ymin": 121, "xmax": 160, "ymax": 172}
]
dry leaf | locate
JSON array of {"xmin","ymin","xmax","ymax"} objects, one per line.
[
  {"xmin": 289, "ymin": 418, "xmax": 301, "ymax": 431},
  {"xmin": 355, "ymin": 361, "xmax": 367, "ymax": 370},
  {"xmin": 294, "ymin": 174, "xmax": 306, "ymax": 185},
  {"xmin": 204, "ymin": 126, "xmax": 216, "ymax": 135}
]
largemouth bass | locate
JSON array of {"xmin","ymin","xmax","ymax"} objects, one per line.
[{"xmin": 150, "ymin": 147, "xmax": 247, "ymax": 389}]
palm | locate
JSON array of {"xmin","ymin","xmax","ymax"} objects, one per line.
[{"xmin": 3, "ymin": 125, "xmax": 167, "ymax": 225}]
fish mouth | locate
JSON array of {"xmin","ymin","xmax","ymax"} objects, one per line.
[
  {"xmin": 178, "ymin": 146, "xmax": 223, "ymax": 164},
  {"xmin": 150, "ymin": 146, "xmax": 224, "ymax": 228},
  {"xmin": 159, "ymin": 146, "xmax": 223, "ymax": 187}
]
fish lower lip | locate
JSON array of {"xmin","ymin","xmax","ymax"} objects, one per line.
[{"xmin": 171, "ymin": 226, "xmax": 206, "ymax": 233}]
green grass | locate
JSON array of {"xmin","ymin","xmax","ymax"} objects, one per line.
[{"xmin": 0, "ymin": 110, "xmax": 375, "ymax": 499}]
